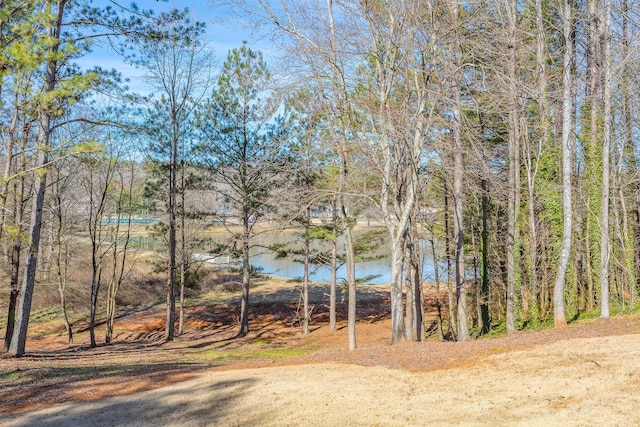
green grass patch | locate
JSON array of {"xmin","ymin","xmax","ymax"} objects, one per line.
[
  {"xmin": 471, "ymin": 316, "xmax": 556, "ymax": 339},
  {"xmin": 182, "ymin": 346, "xmax": 311, "ymax": 364},
  {"xmin": 29, "ymin": 307, "xmax": 62, "ymax": 324},
  {"xmin": 470, "ymin": 305, "xmax": 636, "ymax": 339}
]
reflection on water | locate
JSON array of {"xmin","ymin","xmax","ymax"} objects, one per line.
[
  {"xmin": 248, "ymin": 250, "xmax": 437, "ymax": 285},
  {"xmin": 140, "ymin": 227, "xmax": 438, "ymax": 285},
  {"xmin": 197, "ymin": 230, "xmax": 436, "ymax": 285},
  {"xmin": 248, "ymin": 250, "xmax": 389, "ymax": 284}
]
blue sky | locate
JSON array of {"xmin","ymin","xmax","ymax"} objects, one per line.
[{"xmin": 78, "ymin": 0, "xmax": 268, "ymax": 93}]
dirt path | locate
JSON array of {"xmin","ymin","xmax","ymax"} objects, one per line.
[
  {"xmin": 2, "ymin": 279, "xmax": 640, "ymax": 426},
  {"xmin": 2, "ymin": 332, "xmax": 640, "ymax": 426}
]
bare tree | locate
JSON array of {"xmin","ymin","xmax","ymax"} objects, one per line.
[
  {"xmin": 6, "ymin": 0, "xmax": 161, "ymax": 357},
  {"xmin": 356, "ymin": 0, "xmax": 432, "ymax": 344},
  {"xmin": 445, "ymin": 0, "xmax": 470, "ymax": 342},
  {"xmin": 554, "ymin": 0, "xmax": 574, "ymax": 328},
  {"xmin": 49, "ymin": 160, "xmax": 79, "ymax": 343},
  {"xmin": 105, "ymin": 160, "xmax": 141, "ymax": 344},
  {"xmin": 504, "ymin": 0, "xmax": 522, "ymax": 335},
  {"xmin": 8, "ymin": 0, "xmax": 66, "ymax": 356},
  {"xmin": 217, "ymin": 0, "xmax": 364, "ymax": 349},
  {"xmin": 600, "ymin": 0, "xmax": 612, "ymax": 318}
]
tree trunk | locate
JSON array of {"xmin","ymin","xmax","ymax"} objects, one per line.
[
  {"xmin": 453, "ymin": 91, "xmax": 468, "ymax": 341},
  {"xmin": 4, "ymin": 174, "xmax": 25, "ymax": 351},
  {"xmin": 239, "ymin": 207, "xmax": 251, "ymax": 336},
  {"xmin": 165, "ymin": 125, "xmax": 178, "ymax": 342},
  {"xmin": 325, "ymin": 0, "xmax": 355, "ymax": 349},
  {"xmin": 526, "ymin": 0, "xmax": 548, "ymax": 324},
  {"xmin": 410, "ymin": 225, "xmax": 424, "ymax": 342},
  {"xmin": 621, "ymin": 0, "xmax": 639, "ymax": 304},
  {"xmin": 404, "ymin": 237, "xmax": 414, "ymax": 341},
  {"xmin": 178, "ymin": 260, "xmax": 185, "ymax": 335},
  {"xmin": 302, "ymin": 206, "xmax": 310, "ymax": 335},
  {"xmin": 329, "ymin": 197, "xmax": 337, "ymax": 334},
  {"xmin": 600, "ymin": 0, "xmax": 611, "ymax": 318},
  {"xmin": 342, "ymin": 201, "xmax": 357, "ymax": 351},
  {"xmin": 480, "ymin": 178, "xmax": 490, "ymax": 333},
  {"xmin": 7, "ymin": 0, "xmax": 62, "ymax": 357},
  {"xmin": 89, "ymin": 261, "xmax": 101, "ymax": 348},
  {"xmin": 88, "ymin": 172, "xmax": 108, "ymax": 349},
  {"xmin": 447, "ymin": 0, "xmax": 468, "ymax": 342},
  {"xmin": 470, "ymin": 222, "xmax": 480, "ymax": 328},
  {"xmin": 4, "ymin": 289, "xmax": 18, "ymax": 352},
  {"xmin": 55, "ymin": 200, "xmax": 72, "ymax": 344},
  {"xmin": 105, "ymin": 195, "xmax": 127, "ymax": 344},
  {"xmin": 586, "ymin": 0, "xmax": 601, "ymax": 316},
  {"xmin": 505, "ymin": 0, "xmax": 520, "ymax": 335},
  {"xmin": 554, "ymin": 0, "xmax": 573, "ymax": 328},
  {"xmin": 444, "ymin": 184, "xmax": 456, "ymax": 338},
  {"xmin": 8, "ymin": 133, "xmax": 48, "ymax": 356},
  {"xmin": 430, "ymin": 233, "xmax": 444, "ymax": 340},
  {"xmin": 179, "ymin": 154, "xmax": 187, "ymax": 335},
  {"xmin": 390, "ymin": 236, "xmax": 406, "ymax": 344}
]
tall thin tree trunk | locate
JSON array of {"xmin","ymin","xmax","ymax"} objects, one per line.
[
  {"xmin": 165, "ymin": 123, "xmax": 178, "ymax": 342},
  {"xmin": 4, "ymin": 289, "xmax": 18, "ymax": 352},
  {"xmin": 480, "ymin": 178, "xmax": 490, "ymax": 333},
  {"xmin": 54, "ymin": 188, "xmax": 72, "ymax": 344},
  {"xmin": 526, "ymin": 0, "xmax": 547, "ymax": 324},
  {"xmin": 302, "ymin": 206, "xmax": 310, "ymax": 335},
  {"xmin": 444, "ymin": 183, "xmax": 456, "ymax": 338},
  {"xmin": 105, "ymin": 223, "xmax": 120, "ymax": 344},
  {"xmin": 600, "ymin": 0, "xmax": 611, "ymax": 318},
  {"xmin": 8, "ymin": 130, "xmax": 48, "ymax": 356},
  {"xmin": 4, "ymin": 169, "xmax": 25, "ymax": 351},
  {"xmin": 620, "ymin": 0, "xmax": 638, "ymax": 304},
  {"xmin": 239, "ymin": 207, "xmax": 251, "ymax": 336},
  {"xmin": 342, "ymin": 197, "xmax": 357, "ymax": 350},
  {"xmin": 338, "ymin": 143, "xmax": 357, "ymax": 349},
  {"xmin": 453, "ymin": 94, "xmax": 468, "ymax": 341},
  {"xmin": 411, "ymin": 225, "xmax": 424, "ymax": 342},
  {"xmin": 390, "ymin": 236, "xmax": 406, "ymax": 343},
  {"xmin": 470, "ymin": 222, "xmax": 480, "ymax": 328},
  {"xmin": 430, "ymin": 233, "xmax": 444, "ymax": 340},
  {"xmin": 326, "ymin": 0, "xmax": 355, "ymax": 349},
  {"xmin": 505, "ymin": 0, "xmax": 520, "ymax": 335},
  {"xmin": 585, "ymin": 0, "xmax": 601, "ymax": 315},
  {"xmin": 178, "ymin": 254, "xmax": 186, "ymax": 335},
  {"xmin": 329, "ymin": 197, "xmax": 337, "ymax": 334},
  {"xmin": 89, "ymin": 260, "xmax": 102, "ymax": 348},
  {"xmin": 554, "ymin": 0, "xmax": 573, "ymax": 328},
  {"xmin": 453, "ymin": 110, "xmax": 468, "ymax": 340},
  {"xmin": 178, "ymin": 156, "xmax": 187, "ymax": 336},
  {"xmin": 448, "ymin": 0, "xmax": 468, "ymax": 342},
  {"xmin": 404, "ymin": 233, "xmax": 414, "ymax": 341},
  {"xmin": 8, "ymin": 0, "xmax": 62, "ymax": 357}
]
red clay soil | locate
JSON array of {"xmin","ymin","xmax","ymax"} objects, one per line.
[{"xmin": 2, "ymin": 297, "xmax": 640, "ymax": 415}]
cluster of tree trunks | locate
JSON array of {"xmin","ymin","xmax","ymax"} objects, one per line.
[{"xmin": 2, "ymin": 0, "xmax": 638, "ymax": 358}]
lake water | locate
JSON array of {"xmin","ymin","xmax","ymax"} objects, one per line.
[
  {"xmin": 197, "ymin": 232, "xmax": 438, "ymax": 285},
  {"xmin": 250, "ymin": 250, "xmax": 390, "ymax": 284}
]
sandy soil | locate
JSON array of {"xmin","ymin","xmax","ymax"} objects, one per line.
[
  {"xmin": 1, "ymin": 279, "xmax": 640, "ymax": 426},
  {"xmin": 3, "ymin": 333, "xmax": 640, "ymax": 427}
]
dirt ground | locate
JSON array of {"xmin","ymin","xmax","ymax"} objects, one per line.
[{"xmin": 1, "ymin": 278, "xmax": 640, "ymax": 426}]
